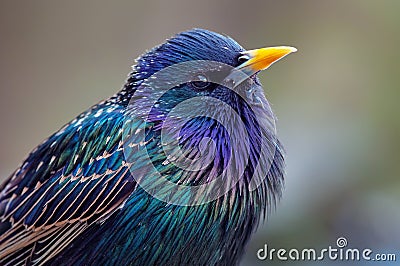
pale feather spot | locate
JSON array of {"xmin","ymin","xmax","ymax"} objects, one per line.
[
  {"xmin": 128, "ymin": 142, "xmax": 138, "ymax": 148},
  {"xmin": 74, "ymin": 155, "xmax": 79, "ymax": 164},
  {"xmin": 21, "ymin": 187, "xmax": 29, "ymax": 195},
  {"xmin": 36, "ymin": 161, "xmax": 44, "ymax": 172},
  {"xmin": 94, "ymin": 109, "xmax": 103, "ymax": 118},
  {"xmin": 74, "ymin": 117, "xmax": 85, "ymax": 127}
]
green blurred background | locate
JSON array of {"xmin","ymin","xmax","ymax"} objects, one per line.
[{"xmin": 0, "ymin": 1, "xmax": 399, "ymax": 265}]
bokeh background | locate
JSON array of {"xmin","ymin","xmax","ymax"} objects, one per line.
[{"xmin": 0, "ymin": 1, "xmax": 399, "ymax": 265}]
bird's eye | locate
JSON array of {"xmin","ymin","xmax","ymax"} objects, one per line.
[
  {"xmin": 237, "ymin": 54, "xmax": 250, "ymax": 65},
  {"xmin": 191, "ymin": 74, "xmax": 210, "ymax": 90}
]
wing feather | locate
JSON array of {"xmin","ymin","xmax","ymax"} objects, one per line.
[{"xmin": 0, "ymin": 104, "xmax": 138, "ymax": 264}]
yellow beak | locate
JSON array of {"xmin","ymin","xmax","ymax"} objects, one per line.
[{"xmin": 236, "ymin": 46, "xmax": 297, "ymax": 75}]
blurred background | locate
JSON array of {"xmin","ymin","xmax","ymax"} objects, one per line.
[{"xmin": 0, "ymin": 0, "xmax": 399, "ymax": 265}]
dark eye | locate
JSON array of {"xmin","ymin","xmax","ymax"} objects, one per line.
[
  {"xmin": 237, "ymin": 54, "xmax": 250, "ymax": 65},
  {"xmin": 191, "ymin": 74, "xmax": 210, "ymax": 90}
]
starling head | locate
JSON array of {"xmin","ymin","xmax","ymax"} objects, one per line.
[
  {"xmin": 130, "ymin": 29, "xmax": 296, "ymax": 106},
  {"xmin": 125, "ymin": 29, "xmax": 295, "ymax": 115}
]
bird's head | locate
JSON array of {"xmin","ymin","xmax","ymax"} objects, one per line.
[
  {"xmin": 128, "ymin": 29, "xmax": 296, "ymax": 111},
  {"xmin": 122, "ymin": 29, "xmax": 295, "ymax": 206}
]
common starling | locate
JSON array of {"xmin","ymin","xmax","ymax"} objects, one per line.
[{"xmin": 0, "ymin": 29, "xmax": 296, "ymax": 265}]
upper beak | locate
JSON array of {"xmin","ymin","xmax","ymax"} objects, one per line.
[{"xmin": 236, "ymin": 46, "xmax": 297, "ymax": 76}]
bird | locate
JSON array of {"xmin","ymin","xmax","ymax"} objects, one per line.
[{"xmin": 0, "ymin": 29, "xmax": 296, "ymax": 265}]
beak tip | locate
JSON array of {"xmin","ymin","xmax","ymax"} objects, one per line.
[{"xmin": 281, "ymin": 46, "xmax": 297, "ymax": 54}]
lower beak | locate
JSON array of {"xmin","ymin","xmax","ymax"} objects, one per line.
[{"xmin": 236, "ymin": 46, "xmax": 297, "ymax": 76}]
